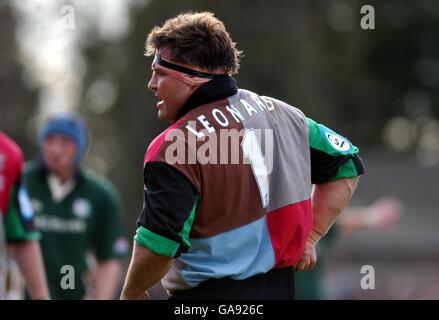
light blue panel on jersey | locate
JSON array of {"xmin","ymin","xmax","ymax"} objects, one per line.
[{"xmin": 179, "ymin": 215, "xmax": 275, "ymax": 288}]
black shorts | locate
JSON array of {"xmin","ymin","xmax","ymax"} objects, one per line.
[{"xmin": 168, "ymin": 267, "xmax": 295, "ymax": 300}]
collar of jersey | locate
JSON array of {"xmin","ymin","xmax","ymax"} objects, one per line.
[{"xmin": 175, "ymin": 75, "xmax": 238, "ymax": 121}]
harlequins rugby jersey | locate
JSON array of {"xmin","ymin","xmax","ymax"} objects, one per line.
[{"xmin": 136, "ymin": 76, "xmax": 364, "ymax": 292}]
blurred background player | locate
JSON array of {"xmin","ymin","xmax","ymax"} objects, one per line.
[
  {"xmin": 0, "ymin": 130, "xmax": 49, "ymax": 300},
  {"xmin": 24, "ymin": 114, "xmax": 128, "ymax": 299}
]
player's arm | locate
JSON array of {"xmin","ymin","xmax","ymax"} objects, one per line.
[
  {"xmin": 4, "ymin": 179, "xmax": 49, "ymax": 299},
  {"xmin": 295, "ymin": 177, "xmax": 359, "ymax": 271},
  {"xmin": 9, "ymin": 240, "xmax": 49, "ymax": 299},
  {"xmin": 296, "ymin": 118, "xmax": 365, "ymax": 271},
  {"xmin": 121, "ymin": 243, "xmax": 172, "ymax": 300},
  {"xmin": 92, "ymin": 182, "xmax": 128, "ymax": 300},
  {"xmin": 93, "ymin": 259, "xmax": 122, "ymax": 300},
  {"xmin": 120, "ymin": 162, "xmax": 198, "ymax": 299}
]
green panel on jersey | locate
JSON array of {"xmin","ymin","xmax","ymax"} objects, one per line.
[
  {"xmin": 135, "ymin": 226, "xmax": 179, "ymax": 257},
  {"xmin": 178, "ymin": 194, "xmax": 199, "ymax": 251},
  {"xmin": 331, "ymin": 158, "xmax": 358, "ymax": 181},
  {"xmin": 307, "ymin": 118, "xmax": 359, "ymax": 156}
]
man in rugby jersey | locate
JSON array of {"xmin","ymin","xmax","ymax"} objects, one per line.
[
  {"xmin": 24, "ymin": 114, "xmax": 128, "ymax": 299},
  {"xmin": 121, "ymin": 11, "xmax": 364, "ymax": 300}
]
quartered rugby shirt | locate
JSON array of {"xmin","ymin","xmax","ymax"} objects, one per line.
[{"xmin": 136, "ymin": 75, "xmax": 364, "ymax": 292}]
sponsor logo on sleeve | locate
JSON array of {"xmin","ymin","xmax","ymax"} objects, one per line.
[{"xmin": 321, "ymin": 126, "xmax": 353, "ymax": 153}]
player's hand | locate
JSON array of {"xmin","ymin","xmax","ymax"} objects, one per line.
[{"xmin": 295, "ymin": 239, "xmax": 317, "ymax": 272}]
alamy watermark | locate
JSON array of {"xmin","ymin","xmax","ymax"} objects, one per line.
[
  {"xmin": 60, "ymin": 265, "xmax": 75, "ymax": 290},
  {"xmin": 59, "ymin": 5, "xmax": 75, "ymax": 30},
  {"xmin": 360, "ymin": 5, "xmax": 375, "ymax": 30},
  {"xmin": 360, "ymin": 265, "xmax": 375, "ymax": 290},
  {"xmin": 163, "ymin": 126, "xmax": 274, "ymax": 170}
]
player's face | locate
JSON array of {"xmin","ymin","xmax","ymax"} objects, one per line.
[
  {"xmin": 42, "ymin": 134, "xmax": 76, "ymax": 175},
  {"xmin": 147, "ymin": 50, "xmax": 197, "ymax": 122}
]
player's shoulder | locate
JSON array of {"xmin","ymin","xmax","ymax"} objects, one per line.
[
  {"xmin": 307, "ymin": 118, "xmax": 359, "ymax": 155},
  {"xmin": 262, "ymin": 95, "xmax": 307, "ymax": 118},
  {"xmin": 144, "ymin": 119, "xmax": 187, "ymax": 164},
  {"xmin": 238, "ymin": 88, "xmax": 308, "ymax": 120}
]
